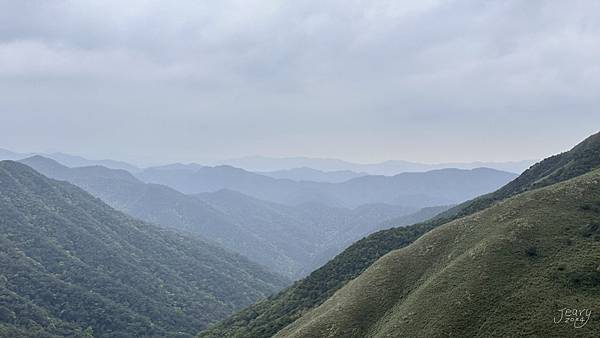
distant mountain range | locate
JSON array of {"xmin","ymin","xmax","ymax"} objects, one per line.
[
  {"xmin": 137, "ymin": 165, "xmax": 517, "ymax": 208},
  {"xmin": 218, "ymin": 155, "xmax": 536, "ymax": 175},
  {"xmin": 0, "ymin": 160, "xmax": 287, "ymax": 337},
  {"xmin": 1, "ymin": 148, "xmax": 534, "ymax": 178}
]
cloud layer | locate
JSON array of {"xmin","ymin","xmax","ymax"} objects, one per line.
[{"xmin": 1, "ymin": 0, "xmax": 599, "ymax": 165}]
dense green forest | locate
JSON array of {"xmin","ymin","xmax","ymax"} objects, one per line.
[
  {"xmin": 0, "ymin": 161, "xmax": 287, "ymax": 337},
  {"xmin": 200, "ymin": 131, "xmax": 600, "ymax": 337}
]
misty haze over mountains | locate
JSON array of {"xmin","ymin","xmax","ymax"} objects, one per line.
[
  {"xmin": 0, "ymin": 148, "xmax": 524, "ymax": 211},
  {"xmin": 0, "ymin": 147, "xmax": 533, "ymax": 178},
  {"xmin": 15, "ymin": 154, "xmax": 515, "ymax": 278},
  {"xmin": 138, "ymin": 165, "xmax": 516, "ymax": 208},
  {"xmin": 219, "ymin": 156, "xmax": 536, "ymax": 175},
  {"xmin": 0, "ymin": 148, "xmax": 533, "ymax": 278}
]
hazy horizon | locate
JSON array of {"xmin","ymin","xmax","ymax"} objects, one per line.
[
  {"xmin": 1, "ymin": 1, "xmax": 599, "ymax": 165},
  {"xmin": 1, "ymin": 145, "xmax": 539, "ymax": 168}
]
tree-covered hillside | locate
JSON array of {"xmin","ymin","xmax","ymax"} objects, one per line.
[
  {"xmin": 200, "ymin": 131, "xmax": 600, "ymax": 338},
  {"xmin": 0, "ymin": 161, "xmax": 287, "ymax": 337}
]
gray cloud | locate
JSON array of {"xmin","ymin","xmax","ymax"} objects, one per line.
[{"xmin": 0, "ymin": 0, "xmax": 599, "ymax": 165}]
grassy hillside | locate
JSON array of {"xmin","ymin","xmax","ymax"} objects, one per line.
[
  {"xmin": 277, "ymin": 168, "xmax": 600, "ymax": 337},
  {"xmin": 0, "ymin": 161, "xmax": 287, "ymax": 337},
  {"xmin": 200, "ymin": 131, "xmax": 600, "ymax": 338}
]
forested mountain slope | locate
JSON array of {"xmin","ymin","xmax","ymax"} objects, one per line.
[
  {"xmin": 277, "ymin": 168, "xmax": 600, "ymax": 337},
  {"xmin": 200, "ymin": 131, "xmax": 600, "ymax": 338},
  {"xmin": 0, "ymin": 161, "xmax": 287, "ymax": 337}
]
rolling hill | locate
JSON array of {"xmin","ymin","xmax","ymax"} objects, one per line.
[
  {"xmin": 0, "ymin": 161, "xmax": 287, "ymax": 337},
  {"xmin": 200, "ymin": 131, "xmax": 600, "ymax": 338},
  {"xmin": 277, "ymin": 167, "xmax": 600, "ymax": 337}
]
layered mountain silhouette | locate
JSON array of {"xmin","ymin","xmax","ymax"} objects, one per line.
[
  {"xmin": 137, "ymin": 165, "xmax": 516, "ymax": 208},
  {"xmin": 0, "ymin": 149, "xmax": 533, "ymax": 176},
  {"xmin": 0, "ymin": 161, "xmax": 287, "ymax": 337},
  {"xmin": 201, "ymin": 131, "xmax": 600, "ymax": 338},
  {"xmin": 1, "ymin": 150, "xmax": 521, "ymax": 211},
  {"xmin": 18, "ymin": 156, "xmax": 433, "ymax": 278}
]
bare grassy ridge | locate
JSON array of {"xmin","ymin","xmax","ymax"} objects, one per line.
[{"xmin": 278, "ymin": 168, "xmax": 600, "ymax": 337}]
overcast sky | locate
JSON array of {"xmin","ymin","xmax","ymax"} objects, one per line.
[{"xmin": 0, "ymin": 0, "xmax": 599, "ymax": 165}]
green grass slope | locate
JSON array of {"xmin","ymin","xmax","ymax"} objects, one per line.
[
  {"xmin": 0, "ymin": 161, "xmax": 287, "ymax": 337},
  {"xmin": 200, "ymin": 131, "xmax": 600, "ymax": 338},
  {"xmin": 277, "ymin": 168, "xmax": 600, "ymax": 337}
]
